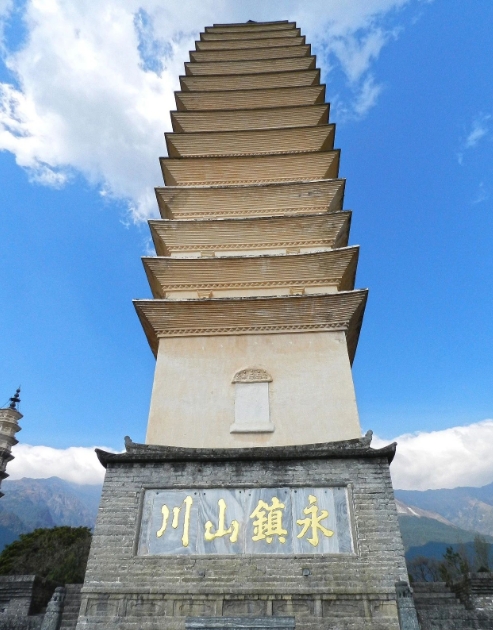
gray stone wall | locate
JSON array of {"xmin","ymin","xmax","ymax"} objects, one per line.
[
  {"xmin": 76, "ymin": 442, "xmax": 410, "ymax": 630},
  {"xmin": 0, "ymin": 575, "xmax": 53, "ymax": 630},
  {"xmin": 452, "ymin": 573, "xmax": 493, "ymax": 613},
  {"xmin": 0, "ymin": 576, "xmax": 54, "ymax": 617}
]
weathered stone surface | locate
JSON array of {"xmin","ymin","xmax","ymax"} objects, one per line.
[
  {"xmin": 395, "ymin": 582, "xmax": 419, "ymax": 630},
  {"xmin": 40, "ymin": 587, "xmax": 65, "ymax": 630},
  {"xmin": 59, "ymin": 585, "xmax": 82, "ymax": 630},
  {"xmin": 76, "ymin": 439, "xmax": 408, "ymax": 630},
  {"xmin": 0, "ymin": 575, "xmax": 54, "ymax": 630},
  {"xmin": 412, "ymin": 580, "xmax": 493, "ymax": 630},
  {"xmin": 186, "ymin": 618, "xmax": 295, "ymax": 629},
  {"xmin": 0, "ymin": 576, "xmax": 54, "ymax": 617}
]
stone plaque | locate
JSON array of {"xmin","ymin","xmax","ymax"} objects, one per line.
[{"xmin": 137, "ymin": 487, "xmax": 353, "ymax": 556}]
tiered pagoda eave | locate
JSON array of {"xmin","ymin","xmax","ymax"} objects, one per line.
[{"xmin": 137, "ymin": 18, "xmax": 367, "ymax": 448}]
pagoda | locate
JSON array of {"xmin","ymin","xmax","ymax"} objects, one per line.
[
  {"xmin": 134, "ymin": 19, "xmax": 367, "ymax": 449},
  {"xmin": 78, "ymin": 21, "xmax": 419, "ymax": 630},
  {"xmin": 0, "ymin": 389, "xmax": 22, "ymax": 498}
]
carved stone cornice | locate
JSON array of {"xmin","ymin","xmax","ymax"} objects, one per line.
[
  {"xmin": 160, "ymin": 150, "xmax": 339, "ymax": 187},
  {"xmin": 133, "ymin": 290, "xmax": 367, "ymax": 362},
  {"xmin": 165, "ymin": 125, "xmax": 333, "ymax": 159},
  {"xmin": 232, "ymin": 368, "xmax": 273, "ymax": 383},
  {"xmin": 95, "ymin": 431, "xmax": 395, "ymax": 467},
  {"xmin": 155, "ymin": 178, "xmax": 344, "ymax": 220},
  {"xmin": 149, "ymin": 212, "xmax": 351, "ymax": 255},
  {"xmin": 142, "ymin": 247, "xmax": 359, "ymax": 298}
]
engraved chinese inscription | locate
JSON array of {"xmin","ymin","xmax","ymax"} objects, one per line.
[{"xmin": 138, "ymin": 487, "xmax": 353, "ymax": 556}]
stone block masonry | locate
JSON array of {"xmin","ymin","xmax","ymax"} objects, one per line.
[{"xmin": 75, "ymin": 437, "xmax": 410, "ymax": 630}]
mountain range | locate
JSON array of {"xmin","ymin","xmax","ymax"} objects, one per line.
[
  {"xmin": 396, "ymin": 483, "xmax": 493, "ymax": 561},
  {"xmin": 0, "ymin": 477, "xmax": 101, "ymax": 550},
  {"xmin": 395, "ymin": 483, "xmax": 493, "ymax": 538},
  {"xmin": 0, "ymin": 477, "xmax": 491, "ymax": 562}
]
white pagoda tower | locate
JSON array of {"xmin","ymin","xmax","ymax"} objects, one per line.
[{"xmin": 134, "ymin": 19, "xmax": 367, "ymax": 449}]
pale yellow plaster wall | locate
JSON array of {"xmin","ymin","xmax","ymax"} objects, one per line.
[{"xmin": 146, "ymin": 331, "xmax": 362, "ymax": 448}]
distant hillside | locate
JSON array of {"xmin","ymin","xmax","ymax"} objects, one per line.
[
  {"xmin": 406, "ymin": 540, "xmax": 493, "ymax": 563},
  {"xmin": 396, "ymin": 499, "xmax": 455, "ymax": 525},
  {"xmin": 395, "ymin": 482, "xmax": 493, "ymax": 537},
  {"xmin": 398, "ymin": 514, "xmax": 493, "ymax": 552},
  {"xmin": 0, "ymin": 477, "xmax": 102, "ymax": 551}
]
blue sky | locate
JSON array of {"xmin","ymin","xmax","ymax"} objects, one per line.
[{"xmin": 1, "ymin": 0, "xmax": 492, "ymax": 489}]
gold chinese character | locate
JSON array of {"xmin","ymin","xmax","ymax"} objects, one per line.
[
  {"xmin": 297, "ymin": 494, "xmax": 333, "ymax": 547},
  {"xmin": 204, "ymin": 498, "xmax": 239, "ymax": 542},
  {"xmin": 250, "ymin": 497, "xmax": 287, "ymax": 543},
  {"xmin": 156, "ymin": 495, "xmax": 193, "ymax": 547}
]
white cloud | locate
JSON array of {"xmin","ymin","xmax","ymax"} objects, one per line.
[
  {"xmin": 324, "ymin": 26, "xmax": 395, "ymax": 84},
  {"xmin": 7, "ymin": 443, "xmax": 118, "ymax": 485},
  {"xmin": 465, "ymin": 114, "xmax": 491, "ymax": 149},
  {"xmin": 472, "ymin": 181, "xmax": 489, "ymax": 204},
  {"xmin": 10, "ymin": 421, "xmax": 493, "ymax": 491},
  {"xmin": 0, "ymin": 0, "xmax": 426, "ymax": 221},
  {"xmin": 352, "ymin": 74, "xmax": 384, "ymax": 118},
  {"xmin": 0, "ymin": 0, "xmax": 13, "ymax": 48},
  {"xmin": 457, "ymin": 113, "xmax": 491, "ymax": 164},
  {"xmin": 373, "ymin": 419, "xmax": 493, "ymax": 491}
]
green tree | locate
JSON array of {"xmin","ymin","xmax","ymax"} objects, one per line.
[
  {"xmin": 474, "ymin": 535, "xmax": 491, "ymax": 572},
  {"xmin": 0, "ymin": 526, "xmax": 92, "ymax": 584},
  {"xmin": 408, "ymin": 555, "xmax": 441, "ymax": 582},
  {"xmin": 439, "ymin": 545, "xmax": 471, "ymax": 584}
]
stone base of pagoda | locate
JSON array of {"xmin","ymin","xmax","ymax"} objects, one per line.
[{"xmin": 75, "ymin": 436, "xmax": 417, "ymax": 630}]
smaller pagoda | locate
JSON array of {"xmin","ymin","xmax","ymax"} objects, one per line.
[{"xmin": 0, "ymin": 389, "xmax": 22, "ymax": 497}]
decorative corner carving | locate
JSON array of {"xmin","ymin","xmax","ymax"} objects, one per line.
[{"xmin": 232, "ymin": 368, "xmax": 273, "ymax": 384}]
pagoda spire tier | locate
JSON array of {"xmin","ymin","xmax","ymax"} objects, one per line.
[
  {"xmin": 171, "ymin": 103, "xmax": 329, "ymax": 133},
  {"xmin": 135, "ymin": 19, "xmax": 368, "ymax": 448},
  {"xmin": 156, "ymin": 179, "xmax": 344, "ymax": 219},
  {"xmin": 189, "ymin": 44, "xmax": 312, "ymax": 63},
  {"xmin": 148, "ymin": 212, "xmax": 351, "ymax": 256},
  {"xmin": 165, "ymin": 125, "xmax": 334, "ymax": 158}
]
